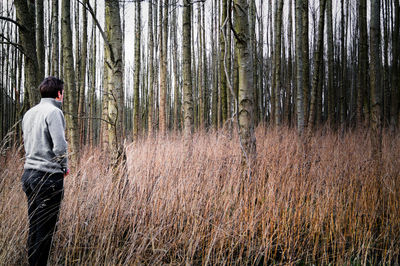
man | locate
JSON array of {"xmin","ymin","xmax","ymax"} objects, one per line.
[{"xmin": 21, "ymin": 77, "xmax": 69, "ymax": 266}]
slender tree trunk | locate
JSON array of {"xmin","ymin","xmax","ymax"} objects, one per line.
[
  {"xmin": 202, "ymin": 2, "xmax": 208, "ymax": 128},
  {"xmin": 269, "ymin": 0, "xmax": 274, "ymax": 124},
  {"xmin": 340, "ymin": 0, "xmax": 346, "ymax": 126},
  {"xmin": 258, "ymin": 1, "xmax": 264, "ymax": 123},
  {"xmin": 172, "ymin": 2, "xmax": 179, "ymax": 131},
  {"xmin": 35, "ymin": 0, "xmax": 45, "ymax": 81},
  {"xmin": 74, "ymin": 1, "xmax": 80, "ymax": 109},
  {"xmin": 370, "ymin": 0, "xmax": 382, "ymax": 161},
  {"xmin": 148, "ymin": 0, "xmax": 154, "ymax": 136},
  {"xmin": 133, "ymin": 0, "xmax": 141, "ymax": 141},
  {"xmin": 133, "ymin": 1, "xmax": 140, "ymax": 141},
  {"xmin": 391, "ymin": 0, "xmax": 400, "ymax": 130},
  {"xmin": 308, "ymin": 0, "xmax": 326, "ymax": 130},
  {"xmin": 89, "ymin": 2, "xmax": 97, "ymax": 146},
  {"xmin": 61, "ymin": 0, "xmax": 79, "ymax": 163},
  {"xmin": 191, "ymin": 3, "xmax": 198, "ymax": 130},
  {"xmin": 296, "ymin": 0, "xmax": 305, "ymax": 134},
  {"xmin": 219, "ymin": 0, "xmax": 228, "ymax": 125},
  {"xmin": 233, "ymin": 0, "xmax": 256, "ymax": 164},
  {"xmin": 284, "ymin": 0, "xmax": 292, "ymax": 126},
  {"xmin": 105, "ymin": 0, "xmax": 124, "ymax": 163},
  {"xmin": 212, "ymin": 0, "xmax": 218, "ymax": 130},
  {"xmin": 159, "ymin": 0, "xmax": 168, "ymax": 135},
  {"xmin": 357, "ymin": 0, "xmax": 368, "ymax": 127},
  {"xmin": 78, "ymin": 0, "xmax": 88, "ymax": 147},
  {"xmin": 51, "ymin": 0, "xmax": 59, "ymax": 77},
  {"xmin": 182, "ymin": 0, "xmax": 194, "ymax": 137},
  {"xmin": 274, "ymin": 0, "xmax": 284, "ymax": 126},
  {"xmin": 15, "ymin": 0, "xmax": 40, "ymax": 107},
  {"xmin": 302, "ymin": 0, "xmax": 310, "ymax": 127},
  {"xmin": 326, "ymin": 0, "xmax": 334, "ymax": 126},
  {"xmin": 197, "ymin": 3, "xmax": 204, "ymax": 129},
  {"xmin": 383, "ymin": 0, "xmax": 390, "ymax": 126},
  {"xmin": 250, "ymin": 0, "xmax": 257, "ymax": 125}
]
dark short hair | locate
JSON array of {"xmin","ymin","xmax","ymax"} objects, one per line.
[{"xmin": 39, "ymin": 77, "xmax": 64, "ymax": 98}]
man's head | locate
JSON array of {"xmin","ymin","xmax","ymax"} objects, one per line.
[{"xmin": 39, "ymin": 77, "xmax": 64, "ymax": 100}]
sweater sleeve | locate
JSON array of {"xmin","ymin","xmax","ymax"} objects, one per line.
[{"xmin": 47, "ymin": 109, "xmax": 68, "ymax": 170}]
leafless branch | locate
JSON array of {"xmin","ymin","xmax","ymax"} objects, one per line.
[
  {"xmin": 0, "ymin": 34, "xmax": 25, "ymax": 55},
  {"xmin": 0, "ymin": 16, "xmax": 24, "ymax": 29}
]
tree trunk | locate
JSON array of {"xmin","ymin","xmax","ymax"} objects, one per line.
[
  {"xmin": 302, "ymin": 0, "xmax": 310, "ymax": 127},
  {"xmin": 357, "ymin": 0, "xmax": 368, "ymax": 127},
  {"xmin": 383, "ymin": 0, "xmax": 390, "ymax": 127},
  {"xmin": 78, "ymin": 0, "xmax": 88, "ymax": 147},
  {"xmin": 133, "ymin": 1, "xmax": 141, "ymax": 141},
  {"xmin": 233, "ymin": 0, "xmax": 256, "ymax": 164},
  {"xmin": 340, "ymin": 0, "xmax": 347, "ymax": 126},
  {"xmin": 370, "ymin": 0, "xmax": 382, "ymax": 161},
  {"xmin": 258, "ymin": 2, "xmax": 264, "ymax": 123},
  {"xmin": 288, "ymin": 0, "xmax": 294, "ymax": 126},
  {"xmin": 148, "ymin": 0, "xmax": 154, "ymax": 136},
  {"xmin": 391, "ymin": 0, "xmax": 400, "ymax": 130},
  {"xmin": 159, "ymin": 0, "xmax": 168, "ymax": 135},
  {"xmin": 250, "ymin": 0, "xmax": 257, "ymax": 125},
  {"xmin": 219, "ymin": 0, "xmax": 228, "ymax": 125},
  {"xmin": 274, "ymin": 0, "xmax": 284, "ymax": 126},
  {"xmin": 51, "ymin": 0, "xmax": 59, "ymax": 77},
  {"xmin": 105, "ymin": 0, "xmax": 124, "ymax": 163},
  {"xmin": 15, "ymin": 0, "xmax": 40, "ymax": 107},
  {"xmin": 296, "ymin": 0, "xmax": 305, "ymax": 134},
  {"xmin": 326, "ymin": 0, "xmax": 334, "ymax": 126},
  {"xmin": 202, "ymin": 2, "xmax": 208, "ymax": 128},
  {"xmin": 61, "ymin": 0, "xmax": 79, "ymax": 163},
  {"xmin": 308, "ymin": 0, "xmax": 326, "ymax": 130},
  {"xmin": 35, "ymin": 0, "xmax": 45, "ymax": 81},
  {"xmin": 172, "ymin": 1, "xmax": 180, "ymax": 131},
  {"xmin": 182, "ymin": 0, "xmax": 194, "ymax": 137},
  {"xmin": 197, "ymin": 3, "xmax": 204, "ymax": 129},
  {"xmin": 211, "ymin": 0, "xmax": 218, "ymax": 130}
]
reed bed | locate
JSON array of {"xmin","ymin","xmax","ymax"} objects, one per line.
[{"xmin": 1, "ymin": 127, "xmax": 399, "ymax": 265}]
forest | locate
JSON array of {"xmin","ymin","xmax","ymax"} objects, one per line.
[{"xmin": 1, "ymin": 0, "xmax": 400, "ymax": 264}]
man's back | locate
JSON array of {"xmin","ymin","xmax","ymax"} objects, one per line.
[{"xmin": 22, "ymin": 98, "xmax": 68, "ymax": 174}]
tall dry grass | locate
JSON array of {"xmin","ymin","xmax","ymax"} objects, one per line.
[{"xmin": 1, "ymin": 127, "xmax": 399, "ymax": 265}]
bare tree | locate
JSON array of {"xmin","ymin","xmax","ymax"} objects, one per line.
[
  {"xmin": 233, "ymin": 0, "xmax": 256, "ymax": 163},
  {"xmin": 104, "ymin": 0, "xmax": 124, "ymax": 163},
  {"xmin": 274, "ymin": 0, "xmax": 284, "ymax": 126},
  {"xmin": 14, "ymin": 0, "xmax": 40, "ymax": 107},
  {"xmin": 133, "ymin": 0, "xmax": 141, "ymax": 141},
  {"xmin": 182, "ymin": 0, "xmax": 194, "ymax": 137},
  {"xmin": 308, "ymin": 0, "xmax": 326, "ymax": 130},
  {"xmin": 296, "ymin": 0, "xmax": 305, "ymax": 134},
  {"xmin": 370, "ymin": 0, "xmax": 382, "ymax": 160},
  {"xmin": 61, "ymin": 0, "xmax": 79, "ymax": 162}
]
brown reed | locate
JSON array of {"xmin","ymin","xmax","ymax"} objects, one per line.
[{"xmin": 1, "ymin": 127, "xmax": 399, "ymax": 265}]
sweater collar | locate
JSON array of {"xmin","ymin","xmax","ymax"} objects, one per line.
[{"xmin": 40, "ymin": 98, "xmax": 62, "ymax": 110}]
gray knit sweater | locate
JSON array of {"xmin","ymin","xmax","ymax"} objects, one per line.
[{"xmin": 22, "ymin": 98, "xmax": 68, "ymax": 174}]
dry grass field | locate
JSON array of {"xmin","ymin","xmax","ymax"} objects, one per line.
[{"xmin": 1, "ymin": 127, "xmax": 399, "ymax": 265}]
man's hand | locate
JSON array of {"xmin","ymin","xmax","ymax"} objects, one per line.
[{"xmin": 63, "ymin": 168, "xmax": 70, "ymax": 177}]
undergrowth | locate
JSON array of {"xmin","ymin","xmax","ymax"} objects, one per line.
[{"xmin": 1, "ymin": 127, "xmax": 399, "ymax": 265}]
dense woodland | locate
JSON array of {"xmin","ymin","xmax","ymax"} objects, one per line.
[{"xmin": 0, "ymin": 0, "xmax": 399, "ymax": 163}]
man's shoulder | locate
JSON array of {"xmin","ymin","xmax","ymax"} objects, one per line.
[
  {"xmin": 23, "ymin": 102, "xmax": 63, "ymax": 124},
  {"xmin": 38, "ymin": 101, "xmax": 63, "ymax": 115},
  {"xmin": 22, "ymin": 104, "xmax": 40, "ymax": 121}
]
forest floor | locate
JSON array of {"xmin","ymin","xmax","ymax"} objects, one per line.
[{"xmin": 1, "ymin": 127, "xmax": 399, "ymax": 265}]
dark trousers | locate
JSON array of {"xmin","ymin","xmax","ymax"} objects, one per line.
[{"xmin": 22, "ymin": 169, "xmax": 64, "ymax": 266}]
